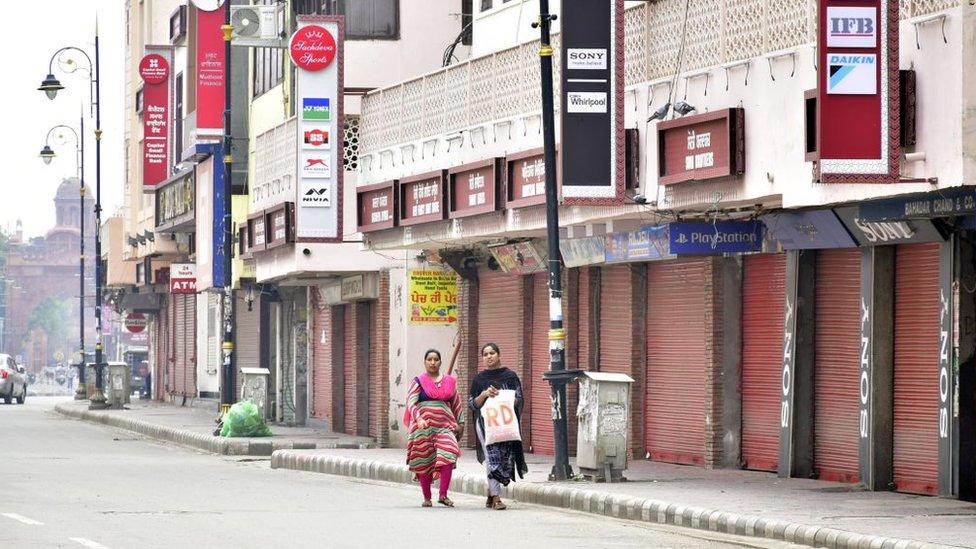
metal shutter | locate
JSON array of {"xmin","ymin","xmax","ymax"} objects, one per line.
[
  {"xmin": 645, "ymin": 258, "xmax": 707, "ymax": 466},
  {"xmin": 477, "ymin": 269, "xmax": 522, "ymax": 370},
  {"xmin": 343, "ymin": 303, "xmax": 356, "ymax": 435},
  {"xmin": 173, "ymin": 294, "xmax": 187, "ymax": 397},
  {"xmin": 814, "ymin": 249, "xmax": 861, "ymax": 483},
  {"xmin": 235, "ymin": 292, "xmax": 260, "ymax": 403},
  {"xmin": 309, "ymin": 289, "xmax": 332, "ymax": 421},
  {"xmin": 600, "ymin": 265, "xmax": 633, "ymax": 375},
  {"xmin": 577, "ymin": 267, "xmax": 592, "ymax": 370},
  {"xmin": 185, "ymin": 293, "xmax": 198, "ymax": 397},
  {"xmin": 893, "ymin": 243, "xmax": 940, "ymax": 495},
  {"xmin": 530, "ymin": 273, "xmax": 554, "ymax": 455},
  {"xmin": 741, "ymin": 254, "xmax": 787, "ymax": 472}
]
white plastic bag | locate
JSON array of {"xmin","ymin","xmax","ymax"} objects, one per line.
[{"xmin": 481, "ymin": 389, "xmax": 521, "ymax": 445}]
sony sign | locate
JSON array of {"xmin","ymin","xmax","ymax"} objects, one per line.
[
  {"xmin": 567, "ymin": 48, "xmax": 607, "ymax": 70},
  {"xmin": 939, "ymin": 288, "xmax": 950, "ymax": 440},
  {"xmin": 781, "ymin": 297, "xmax": 795, "ymax": 430},
  {"xmin": 859, "ymin": 297, "xmax": 871, "ymax": 439}
]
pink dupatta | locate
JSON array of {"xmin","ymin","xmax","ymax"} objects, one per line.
[{"xmin": 402, "ymin": 373, "xmax": 457, "ymax": 428}]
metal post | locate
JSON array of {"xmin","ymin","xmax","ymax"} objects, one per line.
[
  {"xmin": 220, "ymin": 2, "xmax": 235, "ymax": 414},
  {"xmin": 89, "ymin": 26, "xmax": 107, "ymax": 410},
  {"xmin": 536, "ymin": 0, "xmax": 573, "ymax": 481},
  {"xmin": 76, "ymin": 113, "xmax": 87, "ymax": 400}
]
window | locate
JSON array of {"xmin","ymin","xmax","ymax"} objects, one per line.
[
  {"xmin": 253, "ymin": 0, "xmax": 285, "ymax": 97},
  {"xmin": 308, "ymin": 1, "xmax": 400, "ymax": 40},
  {"xmin": 169, "ymin": 5, "xmax": 187, "ymax": 44},
  {"xmin": 135, "ymin": 87, "xmax": 144, "ymax": 115},
  {"xmin": 480, "ymin": 0, "xmax": 491, "ymax": 11}
]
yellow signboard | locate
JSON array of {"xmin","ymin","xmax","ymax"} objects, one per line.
[{"xmin": 408, "ymin": 269, "xmax": 458, "ymax": 325}]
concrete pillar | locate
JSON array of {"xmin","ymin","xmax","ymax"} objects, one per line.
[
  {"xmin": 955, "ymin": 232, "xmax": 976, "ymax": 500},
  {"xmin": 858, "ymin": 246, "xmax": 895, "ymax": 490},
  {"xmin": 721, "ymin": 256, "xmax": 743, "ymax": 469},
  {"xmin": 779, "ymin": 250, "xmax": 815, "ymax": 478}
]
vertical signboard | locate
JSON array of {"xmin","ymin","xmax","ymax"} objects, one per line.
[
  {"xmin": 291, "ymin": 17, "xmax": 343, "ymax": 241},
  {"xmin": 559, "ymin": 0, "xmax": 625, "ymax": 203},
  {"xmin": 195, "ymin": 7, "xmax": 226, "ymax": 137},
  {"xmin": 818, "ymin": 0, "xmax": 899, "ymax": 183},
  {"xmin": 140, "ymin": 52, "xmax": 171, "ymax": 190}
]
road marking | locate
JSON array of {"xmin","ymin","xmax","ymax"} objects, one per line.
[
  {"xmin": 1, "ymin": 513, "xmax": 44, "ymax": 525},
  {"xmin": 70, "ymin": 538, "xmax": 109, "ymax": 549}
]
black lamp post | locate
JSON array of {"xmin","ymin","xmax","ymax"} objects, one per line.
[
  {"xmin": 38, "ymin": 121, "xmax": 87, "ymax": 401},
  {"xmin": 39, "ymin": 29, "xmax": 106, "ymax": 410}
]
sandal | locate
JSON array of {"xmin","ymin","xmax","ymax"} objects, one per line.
[
  {"xmin": 490, "ymin": 496, "xmax": 507, "ymax": 510},
  {"xmin": 422, "ymin": 500, "xmax": 432, "ymax": 507},
  {"xmin": 486, "ymin": 492, "xmax": 493, "ymax": 508},
  {"xmin": 437, "ymin": 497, "xmax": 454, "ymax": 507}
]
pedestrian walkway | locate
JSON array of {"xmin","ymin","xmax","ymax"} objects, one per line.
[{"xmin": 54, "ymin": 399, "xmax": 373, "ymax": 456}]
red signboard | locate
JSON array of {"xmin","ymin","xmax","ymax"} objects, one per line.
[
  {"xmin": 196, "ymin": 8, "xmax": 225, "ymax": 134},
  {"xmin": 170, "ymin": 263, "xmax": 197, "ymax": 294},
  {"xmin": 124, "ymin": 312, "xmax": 148, "ymax": 334},
  {"xmin": 449, "ymin": 159, "xmax": 502, "ymax": 218},
  {"xmin": 289, "ymin": 25, "xmax": 337, "ymax": 72},
  {"xmin": 398, "ymin": 171, "xmax": 447, "ymax": 227},
  {"xmin": 140, "ymin": 54, "xmax": 170, "ymax": 189},
  {"xmin": 657, "ymin": 108, "xmax": 745, "ymax": 186},
  {"xmin": 266, "ymin": 203, "xmax": 295, "ymax": 249},
  {"xmin": 505, "ymin": 148, "xmax": 562, "ymax": 208},
  {"xmin": 818, "ymin": 0, "xmax": 899, "ymax": 183},
  {"xmin": 248, "ymin": 211, "xmax": 267, "ymax": 253},
  {"xmin": 357, "ymin": 181, "xmax": 397, "ymax": 232}
]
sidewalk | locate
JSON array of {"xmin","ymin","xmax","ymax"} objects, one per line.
[
  {"xmin": 54, "ymin": 399, "xmax": 374, "ymax": 456},
  {"xmin": 271, "ymin": 448, "xmax": 976, "ymax": 549}
]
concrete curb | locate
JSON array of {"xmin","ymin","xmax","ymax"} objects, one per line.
[
  {"xmin": 54, "ymin": 403, "xmax": 373, "ymax": 456},
  {"xmin": 269, "ymin": 451, "xmax": 953, "ymax": 549}
]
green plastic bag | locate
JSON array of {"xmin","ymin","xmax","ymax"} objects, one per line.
[{"xmin": 220, "ymin": 401, "xmax": 273, "ymax": 437}]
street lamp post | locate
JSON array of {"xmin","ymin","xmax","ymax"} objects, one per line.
[
  {"xmin": 38, "ymin": 120, "xmax": 87, "ymax": 401},
  {"xmin": 39, "ymin": 27, "xmax": 107, "ymax": 410}
]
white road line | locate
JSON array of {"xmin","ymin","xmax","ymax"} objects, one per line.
[
  {"xmin": 1, "ymin": 512, "xmax": 44, "ymax": 525},
  {"xmin": 70, "ymin": 538, "xmax": 109, "ymax": 549}
]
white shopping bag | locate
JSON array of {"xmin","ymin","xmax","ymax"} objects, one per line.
[{"xmin": 481, "ymin": 389, "xmax": 522, "ymax": 445}]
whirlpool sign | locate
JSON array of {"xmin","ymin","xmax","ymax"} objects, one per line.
[{"xmin": 668, "ymin": 220, "xmax": 764, "ymax": 254}]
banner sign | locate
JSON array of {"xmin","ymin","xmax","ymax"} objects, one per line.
[
  {"xmin": 669, "ymin": 220, "xmax": 764, "ymax": 254},
  {"xmin": 292, "ymin": 17, "xmax": 343, "ymax": 241},
  {"xmin": 760, "ymin": 210, "xmax": 857, "ymax": 250},
  {"xmin": 196, "ymin": 8, "xmax": 225, "ymax": 136},
  {"xmin": 559, "ymin": 236, "xmax": 606, "ymax": 268},
  {"xmin": 488, "ymin": 242, "xmax": 546, "ymax": 275},
  {"xmin": 559, "ymin": 0, "xmax": 625, "ymax": 203},
  {"xmin": 408, "ymin": 269, "xmax": 458, "ymax": 325},
  {"xmin": 449, "ymin": 159, "xmax": 501, "ymax": 218},
  {"xmin": 170, "ymin": 263, "xmax": 197, "ymax": 294},
  {"xmin": 657, "ymin": 108, "xmax": 745, "ymax": 185},
  {"xmin": 604, "ymin": 224, "xmax": 672, "ymax": 263},
  {"xmin": 858, "ymin": 187, "xmax": 976, "ymax": 221},
  {"xmin": 398, "ymin": 170, "xmax": 447, "ymax": 226},
  {"xmin": 140, "ymin": 52, "xmax": 170, "ymax": 190},
  {"xmin": 834, "ymin": 206, "xmax": 945, "ymax": 246},
  {"xmin": 818, "ymin": 0, "xmax": 899, "ymax": 183},
  {"xmin": 357, "ymin": 180, "xmax": 396, "ymax": 232}
]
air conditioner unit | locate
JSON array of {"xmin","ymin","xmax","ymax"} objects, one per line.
[{"xmin": 230, "ymin": 5, "xmax": 283, "ymax": 47}]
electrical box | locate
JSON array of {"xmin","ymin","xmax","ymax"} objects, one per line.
[
  {"xmin": 576, "ymin": 372, "xmax": 635, "ymax": 482},
  {"xmin": 106, "ymin": 362, "xmax": 131, "ymax": 408},
  {"xmin": 241, "ymin": 367, "xmax": 271, "ymax": 420}
]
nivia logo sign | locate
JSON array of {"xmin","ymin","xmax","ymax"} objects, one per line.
[
  {"xmin": 827, "ymin": 54, "xmax": 877, "ymax": 95},
  {"xmin": 567, "ymin": 48, "xmax": 607, "ymax": 70},
  {"xmin": 301, "ymin": 183, "xmax": 331, "ymax": 207},
  {"xmin": 826, "ymin": 6, "xmax": 877, "ymax": 49}
]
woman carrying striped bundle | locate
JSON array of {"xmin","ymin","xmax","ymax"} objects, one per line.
[{"xmin": 404, "ymin": 348, "xmax": 465, "ymax": 507}]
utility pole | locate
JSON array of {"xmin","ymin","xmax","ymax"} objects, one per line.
[
  {"xmin": 220, "ymin": 1, "xmax": 235, "ymax": 414},
  {"xmin": 77, "ymin": 113, "xmax": 87, "ymax": 400},
  {"xmin": 534, "ymin": 0, "xmax": 573, "ymax": 481},
  {"xmin": 90, "ymin": 24, "xmax": 107, "ymax": 410}
]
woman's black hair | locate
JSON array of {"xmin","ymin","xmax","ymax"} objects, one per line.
[
  {"xmin": 481, "ymin": 342, "xmax": 500, "ymax": 356},
  {"xmin": 424, "ymin": 348, "xmax": 442, "ymax": 361}
]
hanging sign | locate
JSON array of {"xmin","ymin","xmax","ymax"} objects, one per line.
[
  {"xmin": 488, "ymin": 242, "xmax": 546, "ymax": 275},
  {"xmin": 408, "ymin": 269, "xmax": 458, "ymax": 325},
  {"xmin": 559, "ymin": 236, "xmax": 606, "ymax": 268},
  {"xmin": 760, "ymin": 210, "xmax": 857, "ymax": 250},
  {"xmin": 170, "ymin": 263, "xmax": 197, "ymax": 294},
  {"xmin": 657, "ymin": 108, "xmax": 745, "ymax": 185},
  {"xmin": 398, "ymin": 170, "xmax": 447, "ymax": 226},
  {"xmin": 124, "ymin": 312, "xmax": 148, "ymax": 334},
  {"xmin": 669, "ymin": 220, "xmax": 764, "ymax": 254},
  {"xmin": 292, "ymin": 18, "xmax": 343, "ymax": 241},
  {"xmin": 357, "ymin": 180, "xmax": 397, "ymax": 232},
  {"xmin": 559, "ymin": 0, "xmax": 625, "ymax": 203},
  {"xmin": 196, "ymin": 8, "xmax": 225, "ymax": 136},
  {"xmin": 448, "ymin": 159, "xmax": 502, "ymax": 218},
  {"xmin": 140, "ymin": 52, "xmax": 171, "ymax": 190},
  {"xmin": 604, "ymin": 224, "xmax": 672, "ymax": 263},
  {"xmin": 818, "ymin": 1, "xmax": 899, "ymax": 183}
]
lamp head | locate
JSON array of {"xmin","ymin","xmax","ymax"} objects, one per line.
[
  {"xmin": 39, "ymin": 145, "xmax": 56, "ymax": 165},
  {"xmin": 38, "ymin": 74, "xmax": 64, "ymax": 100}
]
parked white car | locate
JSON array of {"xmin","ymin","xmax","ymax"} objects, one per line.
[{"xmin": 0, "ymin": 355, "xmax": 27, "ymax": 404}]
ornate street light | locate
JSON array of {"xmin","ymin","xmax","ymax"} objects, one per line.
[
  {"xmin": 38, "ymin": 73, "xmax": 65, "ymax": 100},
  {"xmin": 39, "ymin": 145, "xmax": 56, "ymax": 165}
]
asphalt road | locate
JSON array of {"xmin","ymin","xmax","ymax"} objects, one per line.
[{"xmin": 1, "ymin": 398, "xmax": 802, "ymax": 549}]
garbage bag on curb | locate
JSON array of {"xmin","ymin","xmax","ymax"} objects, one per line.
[{"xmin": 219, "ymin": 401, "xmax": 273, "ymax": 437}]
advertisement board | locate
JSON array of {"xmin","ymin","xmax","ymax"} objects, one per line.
[
  {"xmin": 140, "ymin": 51, "xmax": 171, "ymax": 190},
  {"xmin": 408, "ymin": 270, "xmax": 458, "ymax": 325}
]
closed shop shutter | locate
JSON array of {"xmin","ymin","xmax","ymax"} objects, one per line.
[
  {"xmin": 530, "ymin": 273, "xmax": 554, "ymax": 454},
  {"xmin": 577, "ymin": 268, "xmax": 592, "ymax": 370},
  {"xmin": 185, "ymin": 293, "xmax": 198, "ymax": 397},
  {"xmin": 741, "ymin": 254, "xmax": 787, "ymax": 472},
  {"xmin": 893, "ymin": 243, "xmax": 941, "ymax": 496},
  {"xmin": 343, "ymin": 303, "xmax": 356, "ymax": 435},
  {"xmin": 645, "ymin": 258, "xmax": 707, "ymax": 466},
  {"xmin": 478, "ymin": 269, "xmax": 522, "ymax": 368},
  {"xmin": 235, "ymin": 292, "xmax": 260, "ymax": 403},
  {"xmin": 814, "ymin": 249, "xmax": 861, "ymax": 483},
  {"xmin": 600, "ymin": 265, "xmax": 633, "ymax": 375},
  {"xmin": 173, "ymin": 294, "xmax": 187, "ymax": 396},
  {"xmin": 309, "ymin": 289, "xmax": 332, "ymax": 421}
]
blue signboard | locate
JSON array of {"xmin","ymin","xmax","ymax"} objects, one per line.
[
  {"xmin": 196, "ymin": 142, "xmax": 227, "ymax": 288},
  {"xmin": 760, "ymin": 210, "xmax": 858, "ymax": 250},
  {"xmin": 668, "ymin": 220, "xmax": 764, "ymax": 254},
  {"xmin": 858, "ymin": 186, "xmax": 976, "ymax": 221},
  {"xmin": 604, "ymin": 224, "xmax": 672, "ymax": 263}
]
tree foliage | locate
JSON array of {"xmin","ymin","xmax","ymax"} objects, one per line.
[{"xmin": 27, "ymin": 297, "xmax": 71, "ymax": 343}]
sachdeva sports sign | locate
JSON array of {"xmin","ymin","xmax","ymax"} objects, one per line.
[
  {"xmin": 140, "ymin": 52, "xmax": 170, "ymax": 190},
  {"xmin": 291, "ymin": 17, "xmax": 343, "ymax": 242},
  {"xmin": 195, "ymin": 6, "xmax": 225, "ymax": 136},
  {"xmin": 818, "ymin": 0, "xmax": 900, "ymax": 183}
]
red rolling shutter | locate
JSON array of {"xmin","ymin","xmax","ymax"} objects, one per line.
[
  {"xmin": 814, "ymin": 249, "xmax": 861, "ymax": 483},
  {"xmin": 477, "ymin": 269, "xmax": 522, "ymax": 369},
  {"xmin": 645, "ymin": 258, "xmax": 707, "ymax": 466},
  {"xmin": 310, "ymin": 290, "xmax": 332, "ymax": 421},
  {"xmin": 600, "ymin": 265, "xmax": 633, "ymax": 376},
  {"xmin": 530, "ymin": 273, "xmax": 554, "ymax": 455},
  {"xmin": 741, "ymin": 254, "xmax": 787, "ymax": 472},
  {"xmin": 185, "ymin": 294, "xmax": 197, "ymax": 397},
  {"xmin": 343, "ymin": 303, "xmax": 356, "ymax": 435},
  {"xmin": 893, "ymin": 243, "xmax": 940, "ymax": 496}
]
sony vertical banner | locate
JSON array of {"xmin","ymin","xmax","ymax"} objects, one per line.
[
  {"xmin": 818, "ymin": 0, "xmax": 899, "ymax": 184},
  {"xmin": 140, "ymin": 52, "xmax": 171, "ymax": 190},
  {"xmin": 196, "ymin": 7, "xmax": 225, "ymax": 137},
  {"xmin": 291, "ymin": 17, "xmax": 343, "ymax": 241},
  {"xmin": 560, "ymin": 0, "xmax": 625, "ymax": 203}
]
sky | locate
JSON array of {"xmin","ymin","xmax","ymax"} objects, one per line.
[{"xmin": 0, "ymin": 1, "xmax": 125, "ymax": 239}]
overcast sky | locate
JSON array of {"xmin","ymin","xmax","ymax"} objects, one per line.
[{"xmin": 0, "ymin": 1, "xmax": 124, "ymax": 239}]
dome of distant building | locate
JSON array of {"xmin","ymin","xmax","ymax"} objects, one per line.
[{"xmin": 56, "ymin": 177, "xmax": 86, "ymax": 198}]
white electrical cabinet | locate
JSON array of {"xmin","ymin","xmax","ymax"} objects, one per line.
[{"xmin": 576, "ymin": 372, "xmax": 634, "ymax": 482}]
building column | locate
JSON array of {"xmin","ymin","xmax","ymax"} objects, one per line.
[
  {"xmin": 859, "ymin": 246, "xmax": 895, "ymax": 491},
  {"xmin": 940, "ymin": 236, "xmax": 957, "ymax": 496},
  {"xmin": 779, "ymin": 249, "xmax": 816, "ymax": 478},
  {"xmin": 955, "ymin": 231, "xmax": 976, "ymax": 500},
  {"xmin": 720, "ymin": 256, "xmax": 743, "ymax": 469}
]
